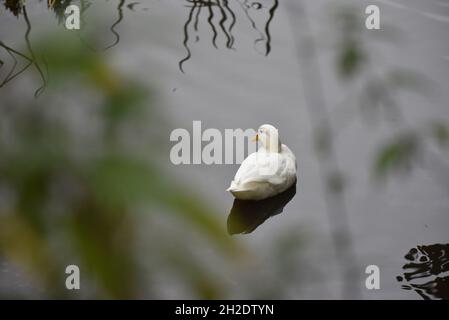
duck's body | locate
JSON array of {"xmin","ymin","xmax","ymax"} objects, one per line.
[{"xmin": 227, "ymin": 124, "xmax": 297, "ymax": 200}]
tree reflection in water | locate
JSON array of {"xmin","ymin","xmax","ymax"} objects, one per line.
[
  {"xmin": 0, "ymin": 5, "xmax": 47, "ymax": 97},
  {"xmin": 397, "ymin": 244, "xmax": 449, "ymax": 300},
  {"xmin": 0, "ymin": 0, "xmax": 128, "ymax": 96},
  {"xmin": 179, "ymin": 0, "xmax": 279, "ymax": 72},
  {"xmin": 1, "ymin": 1, "xmax": 280, "ymax": 87}
]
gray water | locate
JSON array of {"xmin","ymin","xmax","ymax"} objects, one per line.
[{"xmin": 1, "ymin": 0, "xmax": 449, "ymax": 299}]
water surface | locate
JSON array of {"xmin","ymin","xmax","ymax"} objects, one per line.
[{"xmin": 1, "ymin": 0, "xmax": 449, "ymax": 299}]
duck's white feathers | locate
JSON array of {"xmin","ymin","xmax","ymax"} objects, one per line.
[{"xmin": 227, "ymin": 144, "xmax": 297, "ymax": 200}]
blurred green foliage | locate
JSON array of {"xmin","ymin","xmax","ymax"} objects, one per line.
[
  {"xmin": 334, "ymin": 7, "xmax": 366, "ymax": 79},
  {"xmin": 331, "ymin": 4, "xmax": 448, "ymax": 183},
  {"xmin": 431, "ymin": 121, "xmax": 449, "ymax": 148},
  {"xmin": 375, "ymin": 133, "xmax": 420, "ymax": 177},
  {"xmin": 375, "ymin": 122, "xmax": 449, "ymax": 179},
  {"xmin": 0, "ymin": 29, "xmax": 239, "ymax": 298}
]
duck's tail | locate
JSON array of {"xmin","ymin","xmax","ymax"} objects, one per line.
[
  {"xmin": 226, "ymin": 181, "xmax": 237, "ymax": 192},
  {"xmin": 227, "ymin": 181, "xmax": 260, "ymax": 200}
]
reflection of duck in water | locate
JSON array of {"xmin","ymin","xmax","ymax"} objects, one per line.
[
  {"xmin": 397, "ymin": 243, "xmax": 449, "ymax": 300},
  {"xmin": 227, "ymin": 182, "xmax": 296, "ymax": 235}
]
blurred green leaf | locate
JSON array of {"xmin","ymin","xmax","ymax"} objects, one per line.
[
  {"xmin": 430, "ymin": 121, "xmax": 449, "ymax": 148},
  {"xmin": 338, "ymin": 42, "xmax": 365, "ymax": 79},
  {"xmin": 375, "ymin": 133, "xmax": 420, "ymax": 178}
]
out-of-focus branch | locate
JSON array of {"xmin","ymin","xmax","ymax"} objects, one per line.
[{"xmin": 286, "ymin": 0, "xmax": 359, "ymax": 299}]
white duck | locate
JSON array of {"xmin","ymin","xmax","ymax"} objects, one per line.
[{"xmin": 227, "ymin": 124, "xmax": 297, "ymax": 200}]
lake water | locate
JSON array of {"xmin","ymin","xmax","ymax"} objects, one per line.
[{"xmin": 1, "ymin": 0, "xmax": 449, "ymax": 299}]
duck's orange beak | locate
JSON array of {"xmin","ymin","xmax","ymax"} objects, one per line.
[{"xmin": 251, "ymin": 134, "xmax": 259, "ymax": 142}]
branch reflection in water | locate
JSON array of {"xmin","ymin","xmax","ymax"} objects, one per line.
[
  {"xmin": 0, "ymin": 5, "xmax": 47, "ymax": 97},
  {"xmin": 0, "ymin": 0, "xmax": 129, "ymax": 96},
  {"xmin": 397, "ymin": 243, "xmax": 449, "ymax": 300},
  {"xmin": 179, "ymin": 0, "xmax": 279, "ymax": 72},
  {"xmin": 227, "ymin": 183, "xmax": 296, "ymax": 235}
]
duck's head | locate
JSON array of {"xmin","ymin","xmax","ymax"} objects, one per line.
[{"xmin": 254, "ymin": 124, "xmax": 281, "ymax": 153}]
